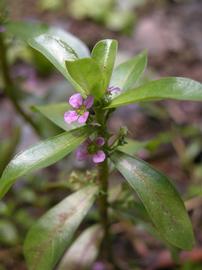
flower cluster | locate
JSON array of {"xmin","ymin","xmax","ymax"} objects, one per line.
[
  {"xmin": 64, "ymin": 93, "xmax": 94, "ymax": 124},
  {"xmin": 64, "ymin": 93, "xmax": 106, "ymax": 163},
  {"xmin": 76, "ymin": 137, "xmax": 106, "ymax": 163}
]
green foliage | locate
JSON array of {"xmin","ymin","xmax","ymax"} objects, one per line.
[
  {"xmin": 37, "ymin": 0, "xmax": 146, "ymax": 34},
  {"xmin": 105, "ymin": 9, "xmax": 135, "ymax": 34},
  {"xmin": 69, "ymin": 0, "xmax": 113, "ymax": 21},
  {"xmin": 110, "ymin": 50, "xmax": 147, "ymax": 91},
  {"xmin": 106, "ymin": 77, "xmax": 202, "ymax": 108},
  {"xmin": 7, "ymin": 22, "xmax": 90, "ymax": 94},
  {"xmin": 38, "ymin": 0, "xmax": 62, "ymax": 11},
  {"xmin": 66, "ymin": 58, "xmax": 106, "ymax": 99},
  {"xmin": 111, "ymin": 151, "xmax": 195, "ymax": 250},
  {"xmin": 0, "ymin": 127, "xmax": 91, "ymax": 199},
  {"xmin": 24, "ymin": 185, "xmax": 98, "ymax": 270},
  {"xmin": 28, "ymin": 27, "xmax": 89, "ymax": 80},
  {"xmin": 2, "ymin": 23, "xmax": 202, "ymax": 269},
  {"xmin": 68, "ymin": 0, "xmax": 142, "ymax": 33},
  {"xmin": 92, "ymin": 39, "xmax": 118, "ymax": 88}
]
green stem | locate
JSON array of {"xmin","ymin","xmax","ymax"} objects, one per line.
[
  {"xmin": 0, "ymin": 31, "xmax": 41, "ymax": 136},
  {"xmin": 94, "ymin": 107, "xmax": 111, "ymax": 259},
  {"xmin": 98, "ymin": 157, "xmax": 110, "ymax": 260}
]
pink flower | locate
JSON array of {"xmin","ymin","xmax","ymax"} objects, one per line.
[
  {"xmin": 64, "ymin": 93, "xmax": 94, "ymax": 124},
  {"xmin": 76, "ymin": 137, "xmax": 106, "ymax": 163},
  {"xmin": 108, "ymin": 86, "xmax": 121, "ymax": 95}
]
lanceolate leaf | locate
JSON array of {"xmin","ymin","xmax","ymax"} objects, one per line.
[
  {"xmin": 0, "ymin": 127, "xmax": 91, "ymax": 199},
  {"xmin": 29, "ymin": 28, "xmax": 90, "ymax": 94},
  {"xmin": 111, "ymin": 151, "xmax": 195, "ymax": 250},
  {"xmin": 91, "ymin": 39, "xmax": 118, "ymax": 88},
  {"xmin": 33, "ymin": 103, "xmax": 84, "ymax": 131},
  {"xmin": 110, "ymin": 50, "xmax": 147, "ymax": 92},
  {"xmin": 106, "ymin": 77, "xmax": 202, "ymax": 108},
  {"xmin": 8, "ymin": 22, "xmax": 90, "ymax": 95},
  {"xmin": 29, "ymin": 31, "xmax": 78, "ymax": 79},
  {"xmin": 24, "ymin": 186, "xmax": 98, "ymax": 270},
  {"xmin": 66, "ymin": 58, "xmax": 106, "ymax": 99},
  {"xmin": 7, "ymin": 22, "xmax": 89, "ymax": 70},
  {"xmin": 58, "ymin": 225, "xmax": 103, "ymax": 270}
]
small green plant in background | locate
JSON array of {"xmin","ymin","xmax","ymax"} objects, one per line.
[
  {"xmin": 1, "ymin": 21, "xmax": 202, "ymax": 270},
  {"xmin": 39, "ymin": 0, "xmax": 146, "ymax": 34}
]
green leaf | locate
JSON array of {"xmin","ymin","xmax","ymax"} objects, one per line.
[
  {"xmin": 24, "ymin": 186, "xmax": 98, "ymax": 270},
  {"xmin": 91, "ymin": 39, "xmax": 118, "ymax": 88},
  {"xmin": 29, "ymin": 28, "xmax": 90, "ymax": 94},
  {"xmin": 6, "ymin": 21, "xmax": 90, "ymax": 62},
  {"xmin": 110, "ymin": 50, "xmax": 147, "ymax": 91},
  {"xmin": 7, "ymin": 22, "xmax": 90, "ymax": 94},
  {"xmin": 58, "ymin": 225, "xmax": 103, "ymax": 270},
  {"xmin": 33, "ymin": 102, "xmax": 84, "ymax": 131},
  {"xmin": 106, "ymin": 77, "xmax": 202, "ymax": 108},
  {"xmin": 66, "ymin": 58, "xmax": 106, "ymax": 99},
  {"xmin": 111, "ymin": 151, "xmax": 195, "ymax": 250},
  {"xmin": 0, "ymin": 127, "xmax": 91, "ymax": 199}
]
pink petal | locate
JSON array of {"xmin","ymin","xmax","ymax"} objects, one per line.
[
  {"xmin": 78, "ymin": 111, "xmax": 89, "ymax": 124},
  {"xmin": 76, "ymin": 144, "xmax": 88, "ymax": 161},
  {"xmin": 95, "ymin": 137, "xmax": 105, "ymax": 146},
  {"xmin": 83, "ymin": 96, "xmax": 94, "ymax": 109},
  {"xmin": 64, "ymin": 110, "xmax": 78, "ymax": 124},
  {"xmin": 69, "ymin": 93, "xmax": 83, "ymax": 108},
  {"xmin": 92, "ymin": 150, "xmax": 106, "ymax": 163}
]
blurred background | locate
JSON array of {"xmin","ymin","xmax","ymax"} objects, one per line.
[{"xmin": 0, "ymin": 0, "xmax": 202, "ymax": 269}]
